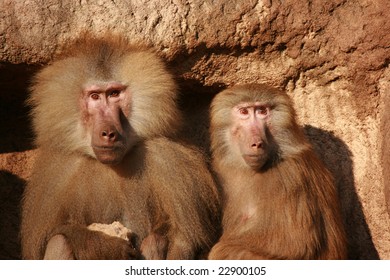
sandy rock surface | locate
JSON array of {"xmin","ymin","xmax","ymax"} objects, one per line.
[{"xmin": 0, "ymin": 0, "xmax": 389, "ymax": 259}]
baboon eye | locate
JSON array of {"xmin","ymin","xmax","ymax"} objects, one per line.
[
  {"xmin": 239, "ymin": 107, "xmax": 249, "ymax": 115},
  {"xmin": 109, "ymin": 90, "xmax": 121, "ymax": 98},
  {"xmin": 90, "ymin": 93, "xmax": 100, "ymax": 100},
  {"xmin": 256, "ymin": 106, "xmax": 268, "ymax": 116}
]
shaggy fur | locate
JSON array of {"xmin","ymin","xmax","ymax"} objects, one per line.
[
  {"xmin": 208, "ymin": 84, "xmax": 347, "ymax": 260},
  {"xmin": 21, "ymin": 36, "xmax": 220, "ymax": 260}
]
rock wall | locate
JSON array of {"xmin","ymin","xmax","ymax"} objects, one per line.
[{"xmin": 0, "ymin": 0, "xmax": 389, "ymax": 259}]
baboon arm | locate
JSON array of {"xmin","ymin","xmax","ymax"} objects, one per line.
[
  {"xmin": 140, "ymin": 233, "xmax": 168, "ymax": 260},
  {"xmin": 166, "ymin": 235, "xmax": 195, "ymax": 260},
  {"xmin": 48, "ymin": 224, "xmax": 139, "ymax": 260},
  {"xmin": 44, "ymin": 234, "xmax": 74, "ymax": 260},
  {"xmin": 208, "ymin": 240, "xmax": 266, "ymax": 260}
]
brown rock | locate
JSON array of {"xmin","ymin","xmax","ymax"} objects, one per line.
[{"xmin": 0, "ymin": 0, "xmax": 389, "ymax": 259}]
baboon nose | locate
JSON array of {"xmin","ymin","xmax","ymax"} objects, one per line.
[
  {"xmin": 101, "ymin": 130, "xmax": 117, "ymax": 141},
  {"xmin": 251, "ymin": 142, "xmax": 263, "ymax": 150}
]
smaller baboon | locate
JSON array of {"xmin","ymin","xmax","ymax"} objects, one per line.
[
  {"xmin": 208, "ymin": 84, "xmax": 347, "ymax": 260},
  {"xmin": 21, "ymin": 35, "xmax": 220, "ymax": 260}
]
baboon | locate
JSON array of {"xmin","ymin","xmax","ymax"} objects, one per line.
[
  {"xmin": 208, "ymin": 84, "xmax": 347, "ymax": 260},
  {"xmin": 21, "ymin": 36, "xmax": 220, "ymax": 260}
]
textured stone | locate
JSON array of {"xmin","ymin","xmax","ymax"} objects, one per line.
[{"xmin": 0, "ymin": 0, "xmax": 389, "ymax": 259}]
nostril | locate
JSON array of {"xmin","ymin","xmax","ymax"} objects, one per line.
[
  {"xmin": 251, "ymin": 142, "xmax": 263, "ymax": 149},
  {"xmin": 108, "ymin": 131, "xmax": 116, "ymax": 139},
  {"xmin": 101, "ymin": 130, "xmax": 117, "ymax": 140}
]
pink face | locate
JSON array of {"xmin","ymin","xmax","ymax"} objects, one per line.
[
  {"xmin": 230, "ymin": 102, "xmax": 271, "ymax": 169},
  {"xmin": 81, "ymin": 81, "xmax": 132, "ymax": 165}
]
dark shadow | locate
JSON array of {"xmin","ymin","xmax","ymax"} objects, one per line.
[
  {"xmin": 0, "ymin": 63, "xmax": 39, "ymax": 259},
  {"xmin": 0, "ymin": 63, "xmax": 40, "ymax": 153},
  {"xmin": 175, "ymin": 78, "xmax": 226, "ymax": 154},
  {"xmin": 0, "ymin": 170, "xmax": 26, "ymax": 260},
  {"xmin": 304, "ymin": 125, "xmax": 379, "ymax": 259}
]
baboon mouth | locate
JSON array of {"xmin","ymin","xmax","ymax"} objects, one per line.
[
  {"xmin": 93, "ymin": 145, "xmax": 127, "ymax": 165},
  {"xmin": 242, "ymin": 154, "xmax": 266, "ymax": 168},
  {"xmin": 94, "ymin": 145, "xmax": 117, "ymax": 151},
  {"xmin": 243, "ymin": 154, "xmax": 261, "ymax": 160},
  {"xmin": 93, "ymin": 143, "xmax": 125, "ymax": 151}
]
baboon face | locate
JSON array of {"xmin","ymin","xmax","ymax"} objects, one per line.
[
  {"xmin": 230, "ymin": 102, "xmax": 271, "ymax": 170},
  {"xmin": 29, "ymin": 38, "xmax": 180, "ymax": 164},
  {"xmin": 81, "ymin": 81, "xmax": 132, "ymax": 165},
  {"xmin": 210, "ymin": 83, "xmax": 307, "ymax": 171}
]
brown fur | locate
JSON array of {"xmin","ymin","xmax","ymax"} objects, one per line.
[
  {"xmin": 208, "ymin": 84, "xmax": 347, "ymax": 260},
  {"xmin": 21, "ymin": 36, "xmax": 220, "ymax": 260}
]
